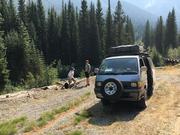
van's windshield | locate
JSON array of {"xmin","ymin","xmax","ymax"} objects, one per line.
[{"xmin": 99, "ymin": 58, "xmax": 138, "ymax": 75}]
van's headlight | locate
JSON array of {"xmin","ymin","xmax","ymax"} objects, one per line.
[
  {"xmin": 131, "ymin": 82, "xmax": 143, "ymax": 88},
  {"xmin": 131, "ymin": 82, "xmax": 138, "ymax": 87},
  {"xmin": 96, "ymin": 82, "xmax": 102, "ymax": 87}
]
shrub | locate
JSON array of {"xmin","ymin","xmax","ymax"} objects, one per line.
[
  {"xmin": 57, "ymin": 60, "xmax": 70, "ymax": 78},
  {"xmin": 74, "ymin": 110, "xmax": 91, "ymax": 125},
  {"xmin": 168, "ymin": 47, "xmax": 180, "ymax": 59},
  {"xmin": 79, "ymin": 70, "xmax": 85, "ymax": 78},
  {"xmin": 37, "ymin": 65, "xmax": 58, "ymax": 87},
  {"xmin": 0, "ymin": 117, "xmax": 27, "ymax": 135},
  {"xmin": 24, "ymin": 121, "xmax": 36, "ymax": 132},
  {"xmin": 37, "ymin": 112, "xmax": 55, "ymax": 127},
  {"xmin": 3, "ymin": 83, "xmax": 21, "ymax": 94},
  {"xmin": 25, "ymin": 72, "xmax": 36, "ymax": 89},
  {"xmin": 150, "ymin": 47, "xmax": 164, "ymax": 67}
]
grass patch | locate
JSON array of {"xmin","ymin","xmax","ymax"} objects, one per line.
[
  {"xmin": 37, "ymin": 112, "xmax": 55, "ymax": 127},
  {"xmin": 74, "ymin": 110, "xmax": 91, "ymax": 125},
  {"xmin": 0, "ymin": 116, "xmax": 27, "ymax": 135},
  {"xmin": 68, "ymin": 130, "xmax": 83, "ymax": 135},
  {"xmin": 24, "ymin": 121, "xmax": 36, "ymax": 132},
  {"xmin": 69, "ymin": 92, "xmax": 91, "ymax": 108},
  {"xmin": 52, "ymin": 106, "xmax": 70, "ymax": 115}
]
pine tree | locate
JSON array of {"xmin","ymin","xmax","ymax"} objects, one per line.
[
  {"xmin": 5, "ymin": 20, "xmax": 46, "ymax": 84},
  {"xmin": 79, "ymin": 0, "xmax": 90, "ymax": 65},
  {"xmin": 171, "ymin": 8, "xmax": 177, "ymax": 48},
  {"xmin": 67, "ymin": 0, "xmax": 78, "ymax": 64},
  {"xmin": 26, "ymin": 1, "xmax": 38, "ymax": 29},
  {"xmin": 114, "ymin": 0, "xmax": 125, "ymax": 46},
  {"xmin": 18, "ymin": 0, "xmax": 27, "ymax": 24},
  {"xmin": 61, "ymin": 4, "xmax": 71, "ymax": 65},
  {"xmin": 26, "ymin": 1, "xmax": 38, "ymax": 45},
  {"xmin": 89, "ymin": 3, "xmax": 101, "ymax": 66},
  {"xmin": 47, "ymin": 8, "xmax": 61, "ymax": 63},
  {"xmin": 37, "ymin": 0, "xmax": 47, "ymax": 58},
  {"xmin": 5, "ymin": 31, "xmax": 23, "ymax": 82},
  {"xmin": 165, "ymin": 8, "xmax": 177, "ymax": 53},
  {"xmin": 26, "ymin": 41, "xmax": 45, "ymax": 83},
  {"xmin": 96, "ymin": 0, "xmax": 104, "ymax": 58},
  {"xmin": 0, "ymin": 14, "xmax": 9, "ymax": 90},
  {"xmin": 8, "ymin": 0, "xmax": 18, "ymax": 31},
  {"xmin": 105, "ymin": 0, "xmax": 113, "ymax": 54},
  {"xmin": 129, "ymin": 19, "xmax": 135, "ymax": 43},
  {"xmin": 28, "ymin": 22, "xmax": 37, "ymax": 44},
  {"xmin": 0, "ymin": 0, "xmax": 10, "ymax": 34},
  {"xmin": 178, "ymin": 34, "xmax": 180, "ymax": 47},
  {"xmin": 155, "ymin": 16, "xmax": 164, "ymax": 54},
  {"xmin": 124, "ymin": 16, "xmax": 135, "ymax": 44},
  {"xmin": 5, "ymin": 30, "xmax": 45, "ymax": 85},
  {"xmin": 150, "ymin": 26, "xmax": 155, "ymax": 47},
  {"xmin": 144, "ymin": 20, "xmax": 151, "ymax": 49},
  {"xmin": 17, "ymin": 22, "xmax": 32, "ymax": 80}
]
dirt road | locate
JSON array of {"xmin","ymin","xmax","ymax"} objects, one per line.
[
  {"xmin": 0, "ymin": 66, "xmax": 180, "ymax": 135},
  {"xmin": 37, "ymin": 66, "xmax": 180, "ymax": 135}
]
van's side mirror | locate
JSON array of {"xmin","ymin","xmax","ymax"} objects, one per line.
[{"xmin": 94, "ymin": 68, "xmax": 99, "ymax": 75}]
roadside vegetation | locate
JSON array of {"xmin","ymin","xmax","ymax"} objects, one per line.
[
  {"xmin": 0, "ymin": 117, "xmax": 27, "ymax": 135},
  {"xmin": 74, "ymin": 110, "xmax": 91, "ymax": 125},
  {"xmin": 68, "ymin": 130, "xmax": 83, "ymax": 135}
]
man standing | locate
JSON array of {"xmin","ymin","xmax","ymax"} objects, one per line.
[{"xmin": 85, "ymin": 60, "xmax": 91, "ymax": 86}]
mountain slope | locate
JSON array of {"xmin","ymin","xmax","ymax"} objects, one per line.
[
  {"xmin": 122, "ymin": 0, "xmax": 180, "ymax": 26},
  {"xmin": 25, "ymin": 0, "xmax": 157, "ymax": 26}
]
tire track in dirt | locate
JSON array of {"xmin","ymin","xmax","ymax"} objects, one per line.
[{"xmin": 24, "ymin": 93, "xmax": 98, "ymax": 135}]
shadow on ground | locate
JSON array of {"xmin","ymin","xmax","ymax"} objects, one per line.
[{"xmin": 87, "ymin": 101, "xmax": 144, "ymax": 126}]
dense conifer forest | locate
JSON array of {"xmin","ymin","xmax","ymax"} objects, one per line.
[{"xmin": 0, "ymin": 0, "xmax": 179, "ymax": 92}]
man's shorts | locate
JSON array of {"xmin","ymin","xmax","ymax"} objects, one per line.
[{"xmin": 85, "ymin": 72, "xmax": 90, "ymax": 78}]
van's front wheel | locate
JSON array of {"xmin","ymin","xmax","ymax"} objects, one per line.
[{"xmin": 137, "ymin": 97, "xmax": 147, "ymax": 109}]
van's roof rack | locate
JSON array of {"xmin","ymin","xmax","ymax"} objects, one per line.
[{"xmin": 108, "ymin": 45, "xmax": 149, "ymax": 57}]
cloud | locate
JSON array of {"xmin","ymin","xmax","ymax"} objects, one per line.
[{"xmin": 145, "ymin": 0, "xmax": 155, "ymax": 9}]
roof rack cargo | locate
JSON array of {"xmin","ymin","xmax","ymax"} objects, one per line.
[{"xmin": 108, "ymin": 45, "xmax": 149, "ymax": 57}]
